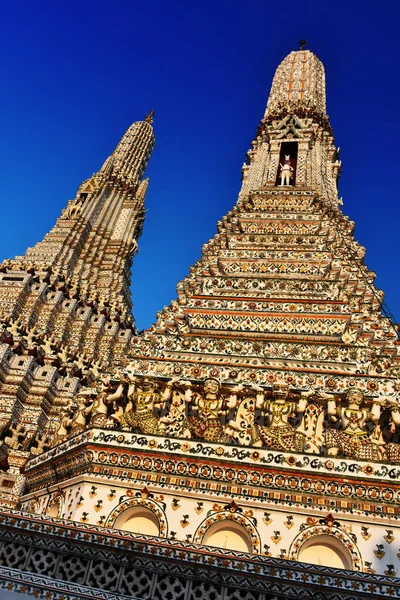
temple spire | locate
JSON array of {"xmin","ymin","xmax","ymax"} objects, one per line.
[
  {"xmin": 265, "ymin": 49, "xmax": 326, "ymax": 116},
  {"xmin": 144, "ymin": 109, "xmax": 155, "ymax": 124},
  {"xmin": 0, "ymin": 113, "xmax": 155, "ymax": 339},
  {"xmin": 237, "ymin": 48, "xmax": 338, "ymax": 202}
]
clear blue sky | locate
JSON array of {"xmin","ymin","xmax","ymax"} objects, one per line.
[{"xmin": 1, "ymin": 1, "xmax": 399, "ymax": 330}]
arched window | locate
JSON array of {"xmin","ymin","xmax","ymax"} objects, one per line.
[
  {"xmin": 202, "ymin": 520, "xmax": 252, "ymax": 554},
  {"xmin": 114, "ymin": 507, "xmax": 160, "ymax": 536},
  {"xmin": 298, "ymin": 535, "xmax": 353, "ymax": 569},
  {"xmin": 45, "ymin": 500, "xmax": 60, "ymax": 518}
]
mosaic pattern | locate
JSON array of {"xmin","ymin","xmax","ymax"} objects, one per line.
[
  {"xmin": 0, "ymin": 46, "xmax": 400, "ymax": 597},
  {"xmin": 21, "ymin": 430, "xmax": 400, "ymax": 579},
  {"xmin": 25, "ymin": 431, "xmax": 400, "ymax": 511},
  {"xmin": 0, "ymin": 113, "xmax": 156, "ymax": 505},
  {"xmin": 0, "ymin": 511, "xmax": 399, "ymax": 599},
  {"xmin": 266, "ymin": 51, "xmax": 326, "ymax": 115}
]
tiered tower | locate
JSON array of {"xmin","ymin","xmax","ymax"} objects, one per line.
[
  {"xmin": 0, "ymin": 50, "xmax": 400, "ymax": 600},
  {"xmin": 129, "ymin": 52, "xmax": 398, "ymax": 389},
  {"xmin": 0, "ymin": 112, "xmax": 155, "ymax": 323},
  {"xmin": 0, "ymin": 113, "xmax": 154, "ymax": 502}
]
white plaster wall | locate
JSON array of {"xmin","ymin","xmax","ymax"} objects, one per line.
[{"xmin": 24, "ymin": 477, "xmax": 400, "ymax": 577}]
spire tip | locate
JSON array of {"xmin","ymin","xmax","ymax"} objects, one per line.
[{"xmin": 144, "ymin": 109, "xmax": 155, "ymax": 124}]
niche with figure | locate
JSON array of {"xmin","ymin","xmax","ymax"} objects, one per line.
[{"xmin": 276, "ymin": 141, "xmax": 298, "ymax": 186}]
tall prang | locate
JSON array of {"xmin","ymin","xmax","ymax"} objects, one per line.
[
  {"xmin": 1, "ymin": 49, "xmax": 400, "ymax": 600},
  {"xmin": 242, "ymin": 50, "xmax": 337, "ymax": 201},
  {"xmin": 1, "ymin": 111, "xmax": 155, "ymax": 327},
  {"xmin": 128, "ymin": 51, "xmax": 398, "ymax": 390},
  {"xmin": 0, "ymin": 113, "xmax": 154, "ymax": 503}
]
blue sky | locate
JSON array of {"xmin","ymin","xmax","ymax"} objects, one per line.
[{"xmin": 1, "ymin": 1, "xmax": 400, "ymax": 330}]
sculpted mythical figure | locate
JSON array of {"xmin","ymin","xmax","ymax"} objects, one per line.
[
  {"xmin": 251, "ymin": 382, "xmax": 312, "ymax": 452},
  {"xmin": 89, "ymin": 373, "xmax": 128, "ymax": 428},
  {"xmin": 52, "ymin": 389, "xmax": 95, "ymax": 443},
  {"xmin": 379, "ymin": 398, "xmax": 400, "ymax": 463},
  {"xmin": 51, "ymin": 405, "xmax": 75, "ymax": 447},
  {"xmin": 30, "ymin": 433, "xmax": 50, "ymax": 456},
  {"xmin": 51, "ymin": 374, "xmax": 129, "ymax": 444},
  {"xmin": 61, "ymin": 196, "xmax": 84, "ymax": 219},
  {"xmin": 123, "ymin": 376, "xmax": 178, "ymax": 435},
  {"xmin": 324, "ymin": 389, "xmax": 384, "ymax": 461},
  {"xmin": 70, "ymin": 396, "xmax": 93, "ymax": 435},
  {"xmin": 182, "ymin": 378, "xmax": 242, "ymax": 443},
  {"xmin": 279, "ymin": 155, "xmax": 294, "ymax": 186},
  {"xmin": 4, "ymin": 422, "xmax": 27, "ymax": 450}
]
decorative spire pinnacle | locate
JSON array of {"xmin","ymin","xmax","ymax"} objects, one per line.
[
  {"xmin": 144, "ymin": 109, "xmax": 155, "ymax": 124},
  {"xmin": 299, "ymin": 39, "xmax": 307, "ymax": 50},
  {"xmin": 265, "ymin": 49, "xmax": 326, "ymax": 116}
]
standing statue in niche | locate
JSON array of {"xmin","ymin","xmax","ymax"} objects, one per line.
[
  {"xmin": 279, "ymin": 155, "xmax": 294, "ymax": 186},
  {"xmin": 251, "ymin": 382, "xmax": 312, "ymax": 452}
]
